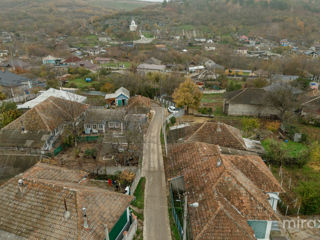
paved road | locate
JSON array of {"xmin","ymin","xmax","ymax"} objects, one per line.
[{"xmin": 143, "ymin": 106, "xmax": 171, "ymax": 240}]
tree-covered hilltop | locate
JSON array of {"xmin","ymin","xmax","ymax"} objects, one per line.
[
  {"xmin": 95, "ymin": 0, "xmax": 320, "ymax": 44},
  {"xmin": 0, "ymin": 0, "xmax": 153, "ymax": 36}
]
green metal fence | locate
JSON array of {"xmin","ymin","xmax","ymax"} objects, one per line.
[
  {"xmin": 108, "ymin": 209, "xmax": 128, "ymax": 240},
  {"xmin": 170, "ymin": 185, "xmax": 183, "ymax": 239},
  {"xmin": 53, "ymin": 145, "xmax": 63, "ymax": 156},
  {"xmin": 78, "ymin": 136, "xmax": 100, "ymax": 142}
]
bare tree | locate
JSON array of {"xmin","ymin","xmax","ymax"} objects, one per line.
[{"xmin": 266, "ymin": 82, "xmax": 299, "ymax": 122}]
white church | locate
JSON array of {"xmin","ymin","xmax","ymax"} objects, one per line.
[{"xmin": 130, "ymin": 20, "xmax": 138, "ymax": 32}]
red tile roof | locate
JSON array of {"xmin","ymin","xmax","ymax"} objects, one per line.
[
  {"xmin": 168, "ymin": 142, "xmax": 281, "ymax": 239},
  {"xmin": 0, "ymin": 163, "xmax": 133, "ymax": 240},
  {"xmin": 185, "ymin": 122, "xmax": 247, "ymax": 150},
  {"xmin": 223, "ymin": 154, "xmax": 284, "ymax": 193}
]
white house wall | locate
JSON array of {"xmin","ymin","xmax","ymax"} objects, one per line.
[{"xmin": 227, "ymin": 104, "xmax": 279, "ymax": 117}]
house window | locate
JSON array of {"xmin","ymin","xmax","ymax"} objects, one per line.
[
  {"xmin": 86, "ymin": 124, "xmax": 91, "ymax": 129},
  {"xmin": 108, "ymin": 122, "xmax": 115, "ymax": 128},
  {"xmin": 93, "ymin": 124, "xmax": 97, "ymax": 129},
  {"xmin": 99, "ymin": 124, "xmax": 104, "ymax": 129},
  {"xmin": 115, "ymin": 122, "xmax": 121, "ymax": 128}
]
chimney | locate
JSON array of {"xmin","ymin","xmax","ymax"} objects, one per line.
[
  {"xmin": 216, "ymin": 157, "xmax": 222, "ymax": 167},
  {"xmin": 18, "ymin": 179, "xmax": 24, "ymax": 192},
  {"xmin": 82, "ymin": 208, "xmax": 89, "ymax": 228},
  {"xmin": 216, "ymin": 122, "xmax": 221, "ymax": 132},
  {"xmin": 64, "ymin": 198, "xmax": 71, "ymax": 220}
]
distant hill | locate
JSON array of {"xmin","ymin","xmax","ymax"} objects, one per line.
[
  {"xmin": 0, "ymin": 0, "xmax": 153, "ymax": 35},
  {"xmin": 97, "ymin": 0, "xmax": 320, "ymax": 45}
]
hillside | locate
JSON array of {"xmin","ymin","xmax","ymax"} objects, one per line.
[
  {"xmin": 0, "ymin": 0, "xmax": 153, "ymax": 35},
  {"xmin": 96, "ymin": 0, "xmax": 320, "ymax": 44}
]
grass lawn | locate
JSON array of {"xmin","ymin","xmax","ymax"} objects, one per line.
[
  {"xmin": 262, "ymin": 139, "xmax": 308, "ymax": 159},
  {"xmin": 295, "ymin": 123, "xmax": 320, "ymax": 142},
  {"xmin": 132, "ymin": 177, "xmax": 146, "ymax": 210},
  {"xmin": 201, "ymin": 93, "xmax": 224, "ymax": 104},
  {"xmin": 66, "ymin": 78, "xmax": 95, "ymax": 89}
]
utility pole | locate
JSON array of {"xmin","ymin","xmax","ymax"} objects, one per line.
[{"xmin": 183, "ymin": 195, "xmax": 188, "ymax": 240}]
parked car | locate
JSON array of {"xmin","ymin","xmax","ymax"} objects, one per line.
[{"xmin": 168, "ymin": 106, "xmax": 179, "ymax": 113}]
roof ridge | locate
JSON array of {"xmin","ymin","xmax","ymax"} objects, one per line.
[
  {"xmin": 224, "ymin": 166, "xmax": 278, "ymax": 220},
  {"xmin": 223, "ymin": 123, "xmax": 247, "ymax": 150},
  {"xmin": 235, "ymin": 155, "xmax": 284, "ymax": 192},
  {"xmin": 196, "ymin": 203, "xmax": 222, "ymax": 240},
  {"xmin": 302, "ymin": 95, "xmax": 320, "ymax": 105},
  {"xmin": 228, "ymin": 88, "xmax": 247, "ymax": 103},
  {"xmin": 186, "ymin": 122, "xmax": 206, "ymax": 141},
  {"xmin": 48, "ymin": 97, "xmax": 73, "ymax": 120},
  {"xmin": 219, "ymin": 203, "xmax": 256, "ymax": 240},
  {"xmin": 33, "ymin": 105, "xmax": 52, "ymax": 131}
]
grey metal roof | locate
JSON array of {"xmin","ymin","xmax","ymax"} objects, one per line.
[
  {"xmin": 84, "ymin": 109, "xmax": 126, "ymax": 123},
  {"xmin": 0, "ymin": 70, "xmax": 31, "ymax": 87}
]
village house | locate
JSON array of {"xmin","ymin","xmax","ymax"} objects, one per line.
[
  {"xmin": 105, "ymin": 87, "xmax": 130, "ymax": 107},
  {"xmin": 224, "ymin": 88, "xmax": 280, "ymax": 117},
  {"xmin": 84, "ymin": 108, "xmax": 126, "ymax": 134},
  {"xmin": 301, "ymin": 96, "xmax": 320, "ymax": 123},
  {"xmin": 168, "ymin": 121, "xmax": 265, "ymax": 154},
  {"xmin": 225, "ymin": 68, "xmax": 255, "ymax": 77},
  {"xmin": 137, "ymin": 63, "xmax": 166, "ymax": 74},
  {"xmin": 84, "ymin": 106, "xmax": 149, "ymax": 135},
  {"xmin": 167, "ymin": 142, "xmax": 283, "ymax": 240},
  {"xmin": 75, "ymin": 60, "xmax": 99, "ymax": 72},
  {"xmin": 95, "ymin": 57, "xmax": 112, "ymax": 65},
  {"xmin": 204, "ymin": 59, "xmax": 224, "ymax": 72},
  {"xmin": 64, "ymin": 56, "xmax": 81, "ymax": 66},
  {"xmin": 188, "ymin": 65, "xmax": 205, "ymax": 73},
  {"xmin": 1, "ymin": 96, "xmax": 87, "ymax": 152},
  {"xmin": 42, "ymin": 55, "xmax": 62, "ymax": 65},
  {"xmin": 0, "ymin": 69, "xmax": 33, "ymax": 95},
  {"xmin": 0, "ymin": 162, "xmax": 136, "ymax": 240},
  {"xmin": 18, "ymin": 88, "xmax": 87, "ymax": 109}
]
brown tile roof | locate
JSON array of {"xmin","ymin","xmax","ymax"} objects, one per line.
[
  {"xmin": 22, "ymin": 162, "xmax": 88, "ymax": 183},
  {"xmin": 0, "ymin": 129, "xmax": 49, "ymax": 149},
  {"xmin": 185, "ymin": 122, "xmax": 247, "ymax": 150},
  {"xmin": 194, "ymin": 193, "xmax": 256, "ymax": 240},
  {"xmin": 168, "ymin": 123, "xmax": 202, "ymax": 144},
  {"xmin": 4, "ymin": 96, "xmax": 87, "ymax": 132},
  {"xmin": 222, "ymin": 154, "xmax": 284, "ymax": 193},
  {"xmin": 0, "ymin": 164, "xmax": 133, "ymax": 240},
  {"xmin": 168, "ymin": 142, "xmax": 280, "ymax": 239}
]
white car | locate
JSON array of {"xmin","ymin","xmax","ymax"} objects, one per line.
[{"xmin": 168, "ymin": 106, "xmax": 179, "ymax": 113}]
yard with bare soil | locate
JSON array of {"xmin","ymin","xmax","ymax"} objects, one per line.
[{"xmin": 52, "ymin": 142, "xmax": 101, "ymax": 171}]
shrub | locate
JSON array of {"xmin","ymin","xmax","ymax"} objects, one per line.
[
  {"xmin": 241, "ymin": 117, "xmax": 261, "ymax": 134},
  {"xmin": 296, "ymin": 181, "xmax": 320, "ymax": 215},
  {"xmin": 170, "ymin": 116, "xmax": 176, "ymax": 125},
  {"xmin": 84, "ymin": 148, "xmax": 97, "ymax": 159},
  {"xmin": 227, "ymin": 81, "xmax": 242, "ymax": 92},
  {"xmin": 265, "ymin": 121, "xmax": 280, "ymax": 132},
  {"xmin": 263, "ymin": 139, "xmax": 309, "ymax": 167}
]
